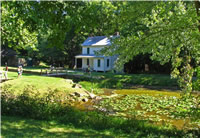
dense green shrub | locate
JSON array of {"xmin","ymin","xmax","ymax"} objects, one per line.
[
  {"xmin": 1, "ymin": 84, "xmax": 64, "ymax": 120},
  {"xmin": 193, "ymin": 79, "xmax": 200, "ymax": 91},
  {"xmin": 193, "ymin": 67, "xmax": 200, "ymax": 91}
]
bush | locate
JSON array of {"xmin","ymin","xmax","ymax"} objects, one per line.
[
  {"xmin": 193, "ymin": 80, "xmax": 200, "ymax": 91},
  {"xmin": 193, "ymin": 67, "xmax": 200, "ymax": 91},
  {"xmin": 1, "ymin": 84, "xmax": 64, "ymax": 120}
]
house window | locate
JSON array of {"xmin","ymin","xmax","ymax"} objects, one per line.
[
  {"xmin": 87, "ymin": 59, "xmax": 89, "ymax": 65},
  {"xmin": 107, "ymin": 59, "xmax": 109, "ymax": 67},
  {"xmin": 98, "ymin": 59, "xmax": 101, "ymax": 67},
  {"xmin": 87, "ymin": 48, "xmax": 90, "ymax": 54}
]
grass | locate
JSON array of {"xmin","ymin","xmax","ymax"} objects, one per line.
[
  {"xmin": 2, "ymin": 111, "xmax": 200, "ymax": 137},
  {"xmin": 65, "ymin": 70, "xmax": 178, "ymax": 89},
  {"xmin": 1, "ymin": 116, "xmax": 120, "ymax": 138},
  {"xmin": 1, "ymin": 71, "xmax": 84, "ymax": 95},
  {"xmin": 1, "ymin": 66, "xmax": 180, "ymax": 95},
  {"xmin": 75, "ymin": 73, "xmax": 179, "ymax": 94},
  {"xmin": 64, "ymin": 69, "xmax": 200, "ymax": 91},
  {"xmin": 1, "ymin": 66, "xmax": 178, "ymax": 88}
]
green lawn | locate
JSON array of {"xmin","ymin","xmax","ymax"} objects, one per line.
[
  {"xmin": 75, "ymin": 72, "xmax": 179, "ymax": 94},
  {"xmin": 1, "ymin": 66, "xmax": 177, "ymax": 87},
  {"xmin": 1, "ymin": 116, "xmax": 121, "ymax": 138},
  {"xmin": 1, "ymin": 66, "xmax": 180, "ymax": 95},
  {"xmin": 1, "ymin": 71, "xmax": 84, "ymax": 95},
  {"xmin": 67, "ymin": 70, "xmax": 178, "ymax": 88},
  {"xmin": 2, "ymin": 113, "xmax": 199, "ymax": 138},
  {"xmin": 1, "ymin": 66, "xmax": 178, "ymax": 88}
]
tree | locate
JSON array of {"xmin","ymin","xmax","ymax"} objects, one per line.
[
  {"xmin": 1, "ymin": 1, "xmax": 120, "ymax": 67},
  {"xmin": 195, "ymin": 1, "xmax": 200, "ymax": 31},
  {"xmin": 61, "ymin": 1, "xmax": 120, "ymax": 67},
  {"xmin": 1, "ymin": 1, "xmax": 38, "ymax": 50},
  {"xmin": 102, "ymin": 1, "xmax": 200, "ymax": 95}
]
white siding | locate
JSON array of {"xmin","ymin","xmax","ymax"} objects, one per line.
[
  {"xmin": 82, "ymin": 46, "xmax": 104, "ymax": 55},
  {"xmin": 82, "ymin": 47, "xmax": 88, "ymax": 54},
  {"xmin": 79, "ymin": 45, "xmax": 118, "ymax": 72},
  {"xmin": 90, "ymin": 47, "xmax": 103, "ymax": 54},
  {"xmin": 81, "ymin": 56, "xmax": 117, "ymax": 71},
  {"xmin": 94, "ymin": 58, "xmax": 104, "ymax": 71},
  {"xmin": 82, "ymin": 58, "xmax": 94, "ymax": 69},
  {"xmin": 104, "ymin": 57, "xmax": 112, "ymax": 71},
  {"xmin": 90, "ymin": 59, "xmax": 94, "ymax": 69}
]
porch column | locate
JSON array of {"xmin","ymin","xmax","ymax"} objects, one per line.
[
  {"xmin": 75, "ymin": 58, "xmax": 77, "ymax": 69},
  {"xmin": 104, "ymin": 58, "xmax": 106, "ymax": 73},
  {"xmin": 82, "ymin": 58, "xmax": 84, "ymax": 69}
]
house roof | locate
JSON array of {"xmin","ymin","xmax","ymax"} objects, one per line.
[{"xmin": 82, "ymin": 36, "xmax": 113, "ymax": 46}]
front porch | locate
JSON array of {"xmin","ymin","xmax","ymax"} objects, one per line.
[
  {"xmin": 75, "ymin": 55, "xmax": 94, "ymax": 70},
  {"xmin": 75, "ymin": 55, "xmax": 105, "ymax": 72}
]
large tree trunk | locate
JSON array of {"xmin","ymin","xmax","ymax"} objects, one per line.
[{"xmin": 195, "ymin": 1, "xmax": 200, "ymax": 31}]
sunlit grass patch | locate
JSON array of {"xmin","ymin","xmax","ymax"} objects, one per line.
[{"xmin": 2, "ymin": 71, "xmax": 84, "ymax": 95}]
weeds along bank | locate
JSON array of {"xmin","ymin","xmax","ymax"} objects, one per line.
[{"xmin": 1, "ymin": 84, "xmax": 200, "ymax": 137}]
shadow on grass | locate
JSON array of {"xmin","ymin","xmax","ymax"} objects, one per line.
[
  {"xmin": 2, "ymin": 109, "xmax": 191, "ymax": 138},
  {"xmin": 1, "ymin": 116, "xmax": 115, "ymax": 138},
  {"xmin": 0, "ymin": 118, "xmax": 167, "ymax": 138},
  {"xmin": 22, "ymin": 73, "xmax": 41, "ymax": 77},
  {"xmin": 69, "ymin": 73, "xmax": 179, "ymax": 91}
]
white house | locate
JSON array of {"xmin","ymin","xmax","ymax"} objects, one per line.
[{"xmin": 75, "ymin": 36, "xmax": 118, "ymax": 72}]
